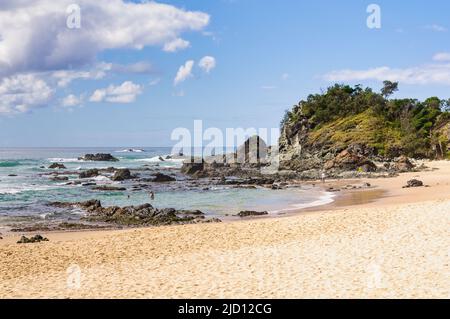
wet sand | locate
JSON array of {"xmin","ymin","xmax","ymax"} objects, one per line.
[{"xmin": 0, "ymin": 161, "xmax": 449, "ymax": 298}]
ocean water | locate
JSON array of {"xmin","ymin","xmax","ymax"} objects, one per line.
[{"xmin": 0, "ymin": 148, "xmax": 334, "ymax": 225}]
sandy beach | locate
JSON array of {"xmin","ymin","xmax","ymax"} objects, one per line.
[{"xmin": 1, "ymin": 161, "xmax": 449, "ymax": 299}]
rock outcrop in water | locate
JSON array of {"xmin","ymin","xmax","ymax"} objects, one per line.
[
  {"xmin": 78, "ymin": 153, "xmax": 119, "ymax": 162},
  {"xmin": 49, "ymin": 200, "xmax": 221, "ymax": 227},
  {"xmin": 79, "ymin": 169, "xmax": 99, "ymax": 179},
  {"xmin": 111, "ymin": 169, "xmax": 133, "ymax": 181},
  {"xmin": 49, "ymin": 163, "xmax": 66, "ymax": 169}
]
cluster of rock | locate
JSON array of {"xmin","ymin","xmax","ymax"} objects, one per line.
[
  {"xmin": 17, "ymin": 234, "xmax": 49, "ymax": 244},
  {"xmin": 78, "ymin": 153, "xmax": 119, "ymax": 162},
  {"xmin": 50, "ymin": 200, "xmax": 221, "ymax": 227}
]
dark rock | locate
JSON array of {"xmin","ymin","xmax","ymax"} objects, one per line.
[
  {"xmin": 8, "ymin": 174, "xmax": 17, "ymax": 177},
  {"xmin": 236, "ymin": 211, "xmax": 269, "ymax": 217},
  {"xmin": 78, "ymin": 153, "xmax": 119, "ymax": 162},
  {"xmin": 48, "ymin": 163, "xmax": 66, "ymax": 169},
  {"xmin": 111, "ymin": 169, "xmax": 132, "ymax": 181},
  {"xmin": 79, "ymin": 169, "xmax": 99, "ymax": 179},
  {"xmin": 82, "ymin": 182, "xmax": 96, "ymax": 187},
  {"xmin": 52, "ymin": 200, "xmax": 218, "ymax": 227},
  {"xmin": 50, "ymin": 176, "xmax": 69, "ymax": 181},
  {"xmin": 17, "ymin": 235, "xmax": 49, "ymax": 244},
  {"xmin": 403, "ymin": 179, "xmax": 424, "ymax": 188},
  {"xmin": 152, "ymin": 173, "xmax": 176, "ymax": 182},
  {"xmin": 92, "ymin": 186, "xmax": 127, "ymax": 191}
]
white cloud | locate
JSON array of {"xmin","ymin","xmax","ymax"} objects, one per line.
[
  {"xmin": 52, "ymin": 63, "xmax": 112, "ymax": 87},
  {"xmin": 0, "ymin": 74, "xmax": 53, "ymax": 114},
  {"xmin": 423, "ymin": 24, "xmax": 447, "ymax": 32},
  {"xmin": 89, "ymin": 81, "xmax": 142, "ymax": 104},
  {"xmin": 198, "ymin": 56, "xmax": 216, "ymax": 73},
  {"xmin": 0, "ymin": 0, "xmax": 209, "ymax": 76},
  {"xmin": 433, "ymin": 52, "xmax": 450, "ymax": 62},
  {"xmin": 149, "ymin": 78, "xmax": 161, "ymax": 86},
  {"xmin": 163, "ymin": 38, "xmax": 190, "ymax": 52},
  {"xmin": 61, "ymin": 94, "xmax": 83, "ymax": 108},
  {"xmin": 323, "ymin": 55, "xmax": 450, "ymax": 86},
  {"xmin": 111, "ymin": 62, "xmax": 154, "ymax": 74},
  {"xmin": 174, "ymin": 60, "xmax": 194, "ymax": 85},
  {"xmin": 261, "ymin": 85, "xmax": 277, "ymax": 90}
]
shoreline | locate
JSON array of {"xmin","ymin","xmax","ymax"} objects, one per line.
[{"xmin": 0, "ymin": 161, "xmax": 449, "ymax": 298}]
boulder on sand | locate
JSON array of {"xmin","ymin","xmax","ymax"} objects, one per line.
[
  {"xmin": 236, "ymin": 211, "xmax": 269, "ymax": 217},
  {"xmin": 403, "ymin": 179, "xmax": 424, "ymax": 188},
  {"xmin": 394, "ymin": 156, "xmax": 415, "ymax": 172}
]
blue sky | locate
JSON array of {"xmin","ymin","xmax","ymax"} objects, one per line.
[{"xmin": 1, "ymin": 0, "xmax": 450, "ymax": 147}]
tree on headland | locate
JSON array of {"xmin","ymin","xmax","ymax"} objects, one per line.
[{"xmin": 381, "ymin": 80, "xmax": 399, "ymax": 98}]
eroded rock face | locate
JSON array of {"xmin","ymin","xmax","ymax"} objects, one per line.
[
  {"xmin": 324, "ymin": 149, "xmax": 377, "ymax": 172},
  {"xmin": 78, "ymin": 153, "xmax": 119, "ymax": 162}
]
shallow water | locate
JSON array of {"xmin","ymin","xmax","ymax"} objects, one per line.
[{"xmin": 0, "ymin": 148, "xmax": 334, "ymax": 224}]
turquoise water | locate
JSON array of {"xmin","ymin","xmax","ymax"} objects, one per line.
[{"xmin": 0, "ymin": 148, "xmax": 334, "ymax": 224}]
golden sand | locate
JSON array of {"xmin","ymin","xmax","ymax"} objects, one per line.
[{"xmin": 0, "ymin": 161, "xmax": 449, "ymax": 298}]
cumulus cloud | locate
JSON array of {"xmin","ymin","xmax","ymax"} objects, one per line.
[
  {"xmin": 323, "ymin": 55, "xmax": 450, "ymax": 86},
  {"xmin": 61, "ymin": 94, "xmax": 83, "ymax": 108},
  {"xmin": 433, "ymin": 52, "xmax": 450, "ymax": 62},
  {"xmin": 198, "ymin": 56, "xmax": 216, "ymax": 73},
  {"xmin": 163, "ymin": 38, "xmax": 190, "ymax": 52},
  {"xmin": 0, "ymin": 0, "xmax": 208, "ymax": 115},
  {"xmin": 52, "ymin": 63, "xmax": 112, "ymax": 87},
  {"xmin": 0, "ymin": 0, "xmax": 210, "ymax": 76},
  {"xmin": 174, "ymin": 60, "xmax": 195, "ymax": 85},
  {"xmin": 89, "ymin": 81, "xmax": 142, "ymax": 104},
  {"xmin": 0, "ymin": 74, "xmax": 53, "ymax": 114}
]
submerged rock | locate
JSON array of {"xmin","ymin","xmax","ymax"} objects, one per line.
[
  {"xmin": 92, "ymin": 185, "xmax": 127, "ymax": 191},
  {"xmin": 78, "ymin": 153, "xmax": 119, "ymax": 162}
]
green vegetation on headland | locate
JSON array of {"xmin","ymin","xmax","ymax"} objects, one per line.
[{"xmin": 280, "ymin": 81, "xmax": 450, "ymax": 160}]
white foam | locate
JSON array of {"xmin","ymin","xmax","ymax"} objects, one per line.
[
  {"xmin": 47, "ymin": 158, "xmax": 82, "ymax": 163},
  {"xmin": 270, "ymin": 192, "xmax": 336, "ymax": 214},
  {"xmin": 116, "ymin": 149, "xmax": 144, "ymax": 153}
]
